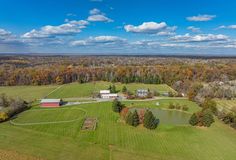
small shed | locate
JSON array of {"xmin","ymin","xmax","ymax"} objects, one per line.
[{"xmin": 40, "ymin": 99, "xmax": 62, "ymax": 107}]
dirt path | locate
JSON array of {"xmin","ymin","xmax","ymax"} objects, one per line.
[
  {"xmin": 43, "ymin": 84, "xmax": 64, "ymax": 98},
  {"xmin": 0, "ymin": 149, "xmax": 43, "ymax": 160}
]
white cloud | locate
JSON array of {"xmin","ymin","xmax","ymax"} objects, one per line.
[
  {"xmin": 187, "ymin": 26, "xmax": 201, "ymax": 32},
  {"xmin": 71, "ymin": 36, "xmax": 125, "ymax": 46},
  {"xmin": 89, "ymin": 8, "xmax": 101, "ymax": 15},
  {"xmin": 217, "ymin": 25, "xmax": 236, "ymax": 29},
  {"xmin": 186, "ymin": 14, "xmax": 216, "ymax": 21},
  {"xmin": 157, "ymin": 31, "xmax": 175, "ymax": 36},
  {"xmin": 170, "ymin": 33, "xmax": 228, "ymax": 42},
  {"xmin": 87, "ymin": 8, "xmax": 113, "ymax": 22},
  {"xmin": 0, "ymin": 28, "xmax": 11, "ymax": 38},
  {"xmin": 22, "ymin": 20, "xmax": 89, "ymax": 39},
  {"xmin": 124, "ymin": 22, "xmax": 176, "ymax": 36},
  {"xmin": 88, "ymin": 15, "xmax": 113, "ymax": 22},
  {"xmin": 124, "ymin": 22, "xmax": 167, "ymax": 34}
]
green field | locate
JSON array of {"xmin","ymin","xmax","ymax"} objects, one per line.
[
  {"xmin": 47, "ymin": 81, "xmax": 176, "ymax": 98},
  {"xmin": 0, "ymin": 82, "xmax": 176, "ymax": 101},
  {"xmin": 0, "ymin": 99, "xmax": 236, "ymax": 160},
  {"xmin": 0, "ymin": 83, "xmax": 236, "ymax": 160},
  {"xmin": 0, "ymin": 85, "xmax": 59, "ymax": 101},
  {"xmin": 215, "ymin": 99, "xmax": 236, "ymax": 113}
]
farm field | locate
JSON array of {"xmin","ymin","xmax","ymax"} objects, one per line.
[
  {"xmin": 0, "ymin": 85, "xmax": 59, "ymax": 101},
  {"xmin": 215, "ymin": 99, "xmax": 236, "ymax": 113},
  {"xmin": 0, "ymin": 100, "xmax": 236, "ymax": 160},
  {"xmin": 47, "ymin": 81, "xmax": 176, "ymax": 98}
]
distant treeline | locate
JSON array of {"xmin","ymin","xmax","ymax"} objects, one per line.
[{"xmin": 0, "ymin": 63, "xmax": 236, "ymax": 86}]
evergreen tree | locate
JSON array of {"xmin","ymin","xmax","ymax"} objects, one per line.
[
  {"xmin": 122, "ymin": 86, "xmax": 127, "ymax": 93},
  {"xmin": 202, "ymin": 110, "xmax": 215, "ymax": 127},
  {"xmin": 126, "ymin": 111, "xmax": 133, "ymax": 126},
  {"xmin": 132, "ymin": 110, "xmax": 140, "ymax": 127},
  {"xmin": 144, "ymin": 110, "xmax": 159, "ymax": 129},
  {"xmin": 112, "ymin": 99, "xmax": 123, "ymax": 113},
  {"xmin": 110, "ymin": 85, "xmax": 117, "ymax": 93},
  {"xmin": 189, "ymin": 113, "xmax": 198, "ymax": 126}
]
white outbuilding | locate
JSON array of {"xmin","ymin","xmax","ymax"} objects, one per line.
[
  {"xmin": 101, "ymin": 93, "xmax": 118, "ymax": 99},
  {"xmin": 100, "ymin": 90, "xmax": 110, "ymax": 94}
]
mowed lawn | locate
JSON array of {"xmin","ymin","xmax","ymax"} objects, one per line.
[
  {"xmin": 123, "ymin": 98, "xmax": 200, "ymax": 113},
  {"xmin": 47, "ymin": 81, "xmax": 176, "ymax": 98},
  {"xmin": 0, "ymin": 101, "xmax": 236, "ymax": 160},
  {"xmin": 215, "ymin": 99, "xmax": 236, "ymax": 113},
  {"xmin": 0, "ymin": 85, "xmax": 59, "ymax": 101}
]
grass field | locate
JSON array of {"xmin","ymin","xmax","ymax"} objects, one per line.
[
  {"xmin": 215, "ymin": 99, "xmax": 236, "ymax": 113},
  {"xmin": 0, "ymin": 85, "xmax": 59, "ymax": 101},
  {"xmin": 0, "ymin": 100, "xmax": 236, "ymax": 160},
  {"xmin": 47, "ymin": 81, "xmax": 176, "ymax": 98}
]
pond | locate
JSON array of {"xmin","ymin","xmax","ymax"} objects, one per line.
[{"xmin": 130, "ymin": 108, "xmax": 191, "ymax": 125}]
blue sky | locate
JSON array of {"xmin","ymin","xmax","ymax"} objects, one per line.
[{"xmin": 0, "ymin": 0, "xmax": 236, "ymax": 55}]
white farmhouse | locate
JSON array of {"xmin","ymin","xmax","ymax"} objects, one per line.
[{"xmin": 136, "ymin": 89, "xmax": 148, "ymax": 97}]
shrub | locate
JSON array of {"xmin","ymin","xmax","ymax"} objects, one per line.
[
  {"xmin": 189, "ymin": 113, "xmax": 198, "ymax": 126},
  {"xmin": 0, "ymin": 94, "xmax": 9, "ymax": 108},
  {"xmin": 168, "ymin": 103, "xmax": 175, "ymax": 109},
  {"xmin": 230, "ymin": 117, "xmax": 236, "ymax": 129},
  {"xmin": 222, "ymin": 112, "xmax": 235, "ymax": 124},
  {"xmin": 153, "ymin": 90, "xmax": 160, "ymax": 96},
  {"xmin": 182, "ymin": 105, "xmax": 189, "ymax": 111},
  {"xmin": 175, "ymin": 103, "xmax": 181, "ymax": 110},
  {"xmin": 168, "ymin": 92, "xmax": 174, "ymax": 97},
  {"xmin": 0, "ymin": 112, "xmax": 8, "ymax": 122}
]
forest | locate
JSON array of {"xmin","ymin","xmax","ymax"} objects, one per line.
[{"xmin": 1, "ymin": 55, "xmax": 236, "ymax": 89}]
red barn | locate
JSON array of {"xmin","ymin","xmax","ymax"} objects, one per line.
[{"xmin": 40, "ymin": 99, "xmax": 62, "ymax": 107}]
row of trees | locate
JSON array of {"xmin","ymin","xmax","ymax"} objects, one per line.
[
  {"xmin": 189, "ymin": 99, "xmax": 216, "ymax": 127},
  {"xmin": 125, "ymin": 109, "xmax": 159, "ymax": 129},
  {"xmin": 217, "ymin": 110, "xmax": 236, "ymax": 129},
  {"xmin": 168, "ymin": 103, "xmax": 189, "ymax": 111},
  {"xmin": 112, "ymin": 100, "xmax": 159, "ymax": 129},
  {"xmin": 189, "ymin": 109, "xmax": 215, "ymax": 127},
  {"xmin": 0, "ymin": 94, "xmax": 28, "ymax": 122}
]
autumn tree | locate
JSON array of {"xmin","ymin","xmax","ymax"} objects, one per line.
[
  {"xmin": 201, "ymin": 98, "xmax": 217, "ymax": 115},
  {"xmin": 188, "ymin": 82, "xmax": 203, "ymax": 101}
]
